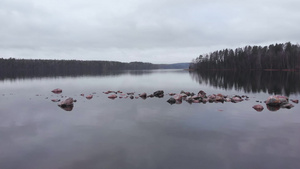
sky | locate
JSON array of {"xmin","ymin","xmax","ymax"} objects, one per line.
[{"xmin": 0, "ymin": 0, "xmax": 300, "ymax": 64}]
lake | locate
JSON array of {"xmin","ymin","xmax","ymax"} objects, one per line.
[{"xmin": 0, "ymin": 69, "xmax": 300, "ymax": 169}]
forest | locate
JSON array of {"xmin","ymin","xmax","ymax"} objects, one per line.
[
  {"xmin": 190, "ymin": 42, "xmax": 300, "ymax": 71},
  {"xmin": 0, "ymin": 58, "xmax": 159, "ymax": 79}
]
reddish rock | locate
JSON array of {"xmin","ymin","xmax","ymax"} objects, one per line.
[
  {"xmin": 215, "ymin": 95, "xmax": 224, "ymax": 102},
  {"xmin": 193, "ymin": 100, "xmax": 200, "ymax": 103},
  {"xmin": 252, "ymin": 105, "xmax": 264, "ymax": 112},
  {"xmin": 52, "ymin": 88, "xmax": 62, "ymax": 94},
  {"xmin": 173, "ymin": 94, "xmax": 183, "ymax": 101},
  {"xmin": 291, "ymin": 99, "xmax": 299, "ymax": 104},
  {"xmin": 108, "ymin": 94, "xmax": 117, "ymax": 99},
  {"xmin": 103, "ymin": 91, "xmax": 116, "ymax": 94},
  {"xmin": 86, "ymin": 94, "xmax": 93, "ymax": 99},
  {"xmin": 231, "ymin": 96, "xmax": 243, "ymax": 102},
  {"xmin": 266, "ymin": 95, "xmax": 288, "ymax": 106},
  {"xmin": 51, "ymin": 99, "xmax": 60, "ymax": 102},
  {"xmin": 58, "ymin": 97, "xmax": 74, "ymax": 111},
  {"xmin": 58, "ymin": 97, "xmax": 73, "ymax": 106}
]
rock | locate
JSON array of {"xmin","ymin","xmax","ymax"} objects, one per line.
[
  {"xmin": 86, "ymin": 94, "xmax": 93, "ymax": 99},
  {"xmin": 215, "ymin": 95, "xmax": 224, "ymax": 102},
  {"xmin": 58, "ymin": 97, "xmax": 73, "ymax": 106},
  {"xmin": 80, "ymin": 94, "xmax": 84, "ymax": 96},
  {"xmin": 104, "ymin": 91, "xmax": 116, "ymax": 94},
  {"xmin": 208, "ymin": 95, "xmax": 216, "ymax": 102},
  {"xmin": 192, "ymin": 96, "xmax": 200, "ymax": 100},
  {"xmin": 193, "ymin": 100, "xmax": 200, "ymax": 103},
  {"xmin": 148, "ymin": 94, "xmax": 154, "ymax": 98},
  {"xmin": 173, "ymin": 94, "xmax": 183, "ymax": 101},
  {"xmin": 153, "ymin": 90, "xmax": 164, "ymax": 98},
  {"xmin": 186, "ymin": 97, "xmax": 193, "ymax": 104},
  {"xmin": 130, "ymin": 95, "xmax": 134, "ymax": 99},
  {"xmin": 231, "ymin": 96, "xmax": 243, "ymax": 103},
  {"xmin": 167, "ymin": 97, "xmax": 176, "ymax": 104},
  {"xmin": 266, "ymin": 95, "xmax": 288, "ymax": 106},
  {"xmin": 58, "ymin": 97, "xmax": 74, "ymax": 111},
  {"xmin": 225, "ymin": 98, "xmax": 231, "ymax": 102},
  {"xmin": 127, "ymin": 92, "xmax": 135, "ymax": 95},
  {"xmin": 252, "ymin": 104, "xmax": 264, "ymax": 112},
  {"xmin": 139, "ymin": 93, "xmax": 147, "ymax": 98},
  {"xmin": 281, "ymin": 103, "xmax": 294, "ymax": 109},
  {"xmin": 291, "ymin": 99, "xmax": 299, "ymax": 104},
  {"xmin": 51, "ymin": 99, "xmax": 60, "ymax": 102},
  {"xmin": 52, "ymin": 88, "xmax": 62, "ymax": 94},
  {"xmin": 198, "ymin": 90, "xmax": 206, "ymax": 97},
  {"xmin": 108, "ymin": 94, "xmax": 117, "ymax": 99}
]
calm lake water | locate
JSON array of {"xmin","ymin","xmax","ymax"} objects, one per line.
[{"xmin": 0, "ymin": 69, "xmax": 300, "ymax": 169}]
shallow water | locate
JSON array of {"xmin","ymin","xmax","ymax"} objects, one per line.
[{"xmin": 0, "ymin": 69, "xmax": 300, "ymax": 169}]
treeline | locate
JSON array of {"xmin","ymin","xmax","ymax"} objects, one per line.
[
  {"xmin": 190, "ymin": 42, "xmax": 300, "ymax": 70},
  {"xmin": 0, "ymin": 58, "xmax": 159, "ymax": 79}
]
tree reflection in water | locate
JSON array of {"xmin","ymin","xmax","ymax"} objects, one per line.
[{"xmin": 189, "ymin": 70, "xmax": 300, "ymax": 96}]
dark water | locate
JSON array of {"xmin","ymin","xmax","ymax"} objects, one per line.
[{"xmin": 0, "ymin": 70, "xmax": 300, "ymax": 169}]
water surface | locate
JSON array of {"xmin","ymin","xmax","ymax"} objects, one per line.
[{"xmin": 0, "ymin": 70, "xmax": 300, "ymax": 169}]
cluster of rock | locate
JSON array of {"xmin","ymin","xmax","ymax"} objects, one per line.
[
  {"xmin": 263, "ymin": 95, "xmax": 297, "ymax": 111},
  {"xmin": 103, "ymin": 90, "xmax": 164, "ymax": 99},
  {"xmin": 51, "ymin": 88, "xmax": 298, "ymax": 112},
  {"xmin": 166, "ymin": 90, "xmax": 247, "ymax": 105}
]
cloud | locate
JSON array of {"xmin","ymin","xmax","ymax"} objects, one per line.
[{"xmin": 0, "ymin": 0, "xmax": 300, "ymax": 63}]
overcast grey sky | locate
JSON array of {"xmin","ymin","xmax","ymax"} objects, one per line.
[{"xmin": 0, "ymin": 0, "xmax": 299, "ymax": 63}]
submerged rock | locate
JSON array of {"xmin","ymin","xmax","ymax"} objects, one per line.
[
  {"xmin": 52, "ymin": 88, "xmax": 62, "ymax": 94},
  {"xmin": 103, "ymin": 91, "xmax": 117, "ymax": 94},
  {"xmin": 51, "ymin": 99, "xmax": 60, "ymax": 102},
  {"xmin": 86, "ymin": 94, "xmax": 93, "ymax": 99},
  {"xmin": 108, "ymin": 94, "xmax": 117, "ymax": 99},
  {"xmin": 252, "ymin": 104, "xmax": 264, "ymax": 112}
]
